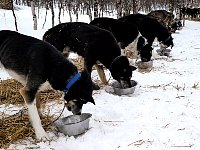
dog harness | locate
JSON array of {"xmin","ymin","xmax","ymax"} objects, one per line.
[{"xmin": 63, "ymin": 72, "xmax": 81, "ymax": 93}]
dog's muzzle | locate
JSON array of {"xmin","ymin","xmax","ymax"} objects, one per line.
[
  {"xmin": 120, "ymin": 79, "xmax": 132, "ymax": 88},
  {"xmin": 65, "ymin": 100, "xmax": 83, "ymax": 115}
]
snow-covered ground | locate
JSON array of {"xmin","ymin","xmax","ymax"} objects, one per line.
[{"xmin": 1, "ymin": 6, "xmax": 200, "ymax": 150}]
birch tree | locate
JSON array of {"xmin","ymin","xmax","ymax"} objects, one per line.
[
  {"xmin": 123, "ymin": 0, "xmax": 130, "ymax": 16},
  {"xmin": 31, "ymin": 0, "xmax": 37, "ymax": 30},
  {"xmin": 11, "ymin": 0, "xmax": 18, "ymax": 31},
  {"xmin": 116, "ymin": 0, "xmax": 122, "ymax": 18},
  {"xmin": 58, "ymin": 0, "xmax": 63, "ymax": 24},
  {"xmin": 67, "ymin": 0, "xmax": 73, "ymax": 22},
  {"xmin": 94, "ymin": 0, "xmax": 98, "ymax": 18},
  {"xmin": 49, "ymin": 0, "xmax": 55, "ymax": 27}
]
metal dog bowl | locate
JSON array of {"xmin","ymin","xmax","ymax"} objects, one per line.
[
  {"xmin": 54, "ymin": 113, "xmax": 92, "ymax": 136},
  {"xmin": 136, "ymin": 60, "xmax": 153, "ymax": 69},
  {"xmin": 156, "ymin": 49, "xmax": 171, "ymax": 56},
  {"xmin": 111, "ymin": 80, "xmax": 137, "ymax": 96}
]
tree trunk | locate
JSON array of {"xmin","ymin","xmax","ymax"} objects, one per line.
[
  {"xmin": 87, "ymin": 1, "xmax": 92, "ymax": 22},
  {"xmin": 99, "ymin": 1, "xmax": 104, "ymax": 17},
  {"xmin": 93, "ymin": 0, "xmax": 98, "ymax": 19},
  {"xmin": 42, "ymin": 8, "xmax": 48, "ymax": 29},
  {"xmin": 58, "ymin": 0, "xmax": 63, "ymax": 24},
  {"xmin": 116, "ymin": 0, "xmax": 122, "ymax": 18},
  {"xmin": 123, "ymin": 0, "xmax": 130, "ymax": 16},
  {"xmin": 67, "ymin": 1, "xmax": 72, "ymax": 22},
  {"xmin": 31, "ymin": 0, "xmax": 37, "ymax": 30},
  {"xmin": 10, "ymin": 0, "xmax": 18, "ymax": 31},
  {"xmin": 49, "ymin": 0, "xmax": 55, "ymax": 27},
  {"xmin": 132, "ymin": 0, "xmax": 137, "ymax": 14},
  {"xmin": 176, "ymin": 0, "xmax": 181, "ymax": 19},
  {"xmin": 169, "ymin": 0, "xmax": 174, "ymax": 14},
  {"xmin": 73, "ymin": 1, "xmax": 80, "ymax": 22}
]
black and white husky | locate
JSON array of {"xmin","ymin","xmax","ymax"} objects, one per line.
[{"xmin": 0, "ymin": 30, "xmax": 95, "ymax": 140}]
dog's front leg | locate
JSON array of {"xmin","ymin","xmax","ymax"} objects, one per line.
[
  {"xmin": 95, "ymin": 64, "xmax": 108, "ymax": 85},
  {"xmin": 20, "ymin": 87, "xmax": 49, "ymax": 141},
  {"xmin": 36, "ymin": 93, "xmax": 43, "ymax": 117}
]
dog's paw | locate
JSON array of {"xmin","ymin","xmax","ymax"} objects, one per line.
[
  {"xmin": 104, "ymin": 85, "xmax": 114, "ymax": 94},
  {"xmin": 35, "ymin": 130, "xmax": 50, "ymax": 141}
]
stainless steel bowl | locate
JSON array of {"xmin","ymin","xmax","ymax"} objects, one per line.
[
  {"xmin": 111, "ymin": 80, "xmax": 137, "ymax": 96},
  {"xmin": 156, "ymin": 49, "xmax": 171, "ymax": 56},
  {"xmin": 54, "ymin": 113, "xmax": 92, "ymax": 136}
]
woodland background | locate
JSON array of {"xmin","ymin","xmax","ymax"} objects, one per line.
[{"xmin": 1, "ymin": 0, "xmax": 200, "ymax": 31}]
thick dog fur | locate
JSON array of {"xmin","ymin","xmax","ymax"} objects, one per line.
[
  {"xmin": 0, "ymin": 30, "xmax": 95, "ymax": 140},
  {"xmin": 43, "ymin": 22, "xmax": 136, "ymax": 88},
  {"xmin": 118, "ymin": 13, "xmax": 174, "ymax": 49},
  {"xmin": 147, "ymin": 10, "xmax": 174, "ymax": 28},
  {"xmin": 147, "ymin": 10, "xmax": 182, "ymax": 33},
  {"xmin": 90, "ymin": 17, "xmax": 153, "ymax": 62}
]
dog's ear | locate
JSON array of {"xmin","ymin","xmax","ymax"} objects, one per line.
[
  {"xmin": 88, "ymin": 96, "xmax": 95, "ymax": 105},
  {"xmin": 130, "ymin": 65, "xmax": 137, "ymax": 71},
  {"xmin": 80, "ymin": 70, "xmax": 96, "ymax": 104}
]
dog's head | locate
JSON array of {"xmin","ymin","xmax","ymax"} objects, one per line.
[
  {"xmin": 63, "ymin": 70, "xmax": 95, "ymax": 115},
  {"xmin": 169, "ymin": 22, "xmax": 178, "ymax": 33},
  {"xmin": 160, "ymin": 34, "xmax": 174, "ymax": 49},
  {"xmin": 137, "ymin": 37, "xmax": 153, "ymax": 62},
  {"xmin": 110, "ymin": 56, "xmax": 137, "ymax": 88},
  {"xmin": 139, "ymin": 44, "xmax": 153, "ymax": 62}
]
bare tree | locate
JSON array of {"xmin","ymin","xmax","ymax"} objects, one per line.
[
  {"xmin": 116, "ymin": 0, "xmax": 122, "ymax": 18},
  {"xmin": 3, "ymin": 0, "xmax": 200, "ymax": 29},
  {"xmin": 49, "ymin": 0, "xmax": 55, "ymax": 27},
  {"xmin": 42, "ymin": 1, "xmax": 49, "ymax": 29},
  {"xmin": 11, "ymin": 0, "xmax": 18, "ymax": 31},
  {"xmin": 31, "ymin": 0, "xmax": 37, "ymax": 30},
  {"xmin": 123, "ymin": 0, "xmax": 130, "ymax": 16},
  {"xmin": 67, "ymin": 0, "xmax": 73, "ymax": 22},
  {"xmin": 94, "ymin": 0, "xmax": 98, "ymax": 18},
  {"xmin": 58, "ymin": 0, "xmax": 63, "ymax": 24},
  {"xmin": 132, "ymin": 0, "xmax": 138, "ymax": 13},
  {"xmin": 73, "ymin": 0, "xmax": 80, "ymax": 22},
  {"xmin": 86, "ymin": 0, "xmax": 93, "ymax": 21},
  {"xmin": 169, "ymin": 0, "xmax": 175, "ymax": 14},
  {"xmin": 99, "ymin": 0, "xmax": 104, "ymax": 17}
]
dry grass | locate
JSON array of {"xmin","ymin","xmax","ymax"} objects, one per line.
[
  {"xmin": 0, "ymin": 79, "xmax": 62, "ymax": 106},
  {"xmin": 191, "ymin": 18, "xmax": 200, "ymax": 22},
  {"xmin": 0, "ymin": 79, "xmax": 24, "ymax": 105},
  {"xmin": 0, "ymin": 110, "xmax": 54, "ymax": 149},
  {"xmin": 0, "ymin": 79, "xmax": 62, "ymax": 148},
  {"xmin": 123, "ymin": 49, "xmax": 138, "ymax": 59}
]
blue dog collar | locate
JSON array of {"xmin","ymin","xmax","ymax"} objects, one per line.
[{"xmin": 63, "ymin": 72, "xmax": 81, "ymax": 93}]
